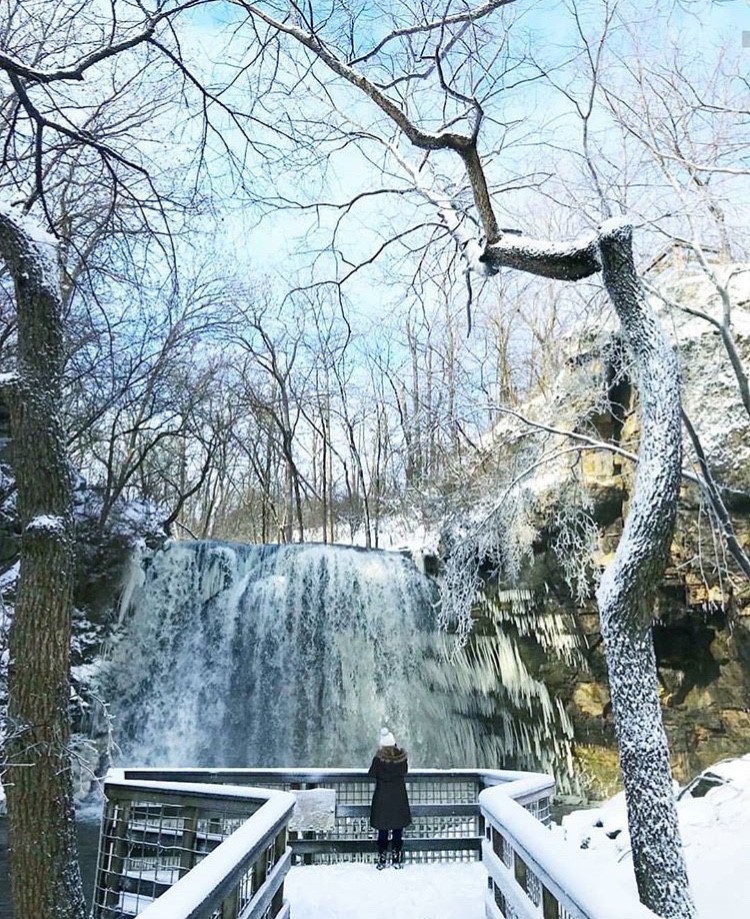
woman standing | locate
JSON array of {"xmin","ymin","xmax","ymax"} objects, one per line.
[{"xmin": 369, "ymin": 727, "xmax": 412, "ymax": 869}]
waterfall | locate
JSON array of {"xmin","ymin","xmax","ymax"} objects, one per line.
[{"xmin": 106, "ymin": 540, "xmax": 576, "ymax": 783}]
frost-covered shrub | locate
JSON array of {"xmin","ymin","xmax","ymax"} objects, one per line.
[
  {"xmin": 439, "ymin": 463, "xmax": 538, "ymax": 647},
  {"xmin": 551, "ymin": 492, "xmax": 601, "ymax": 605}
]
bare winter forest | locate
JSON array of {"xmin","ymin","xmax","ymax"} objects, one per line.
[{"xmin": 1, "ymin": 3, "xmax": 749, "ymax": 919}]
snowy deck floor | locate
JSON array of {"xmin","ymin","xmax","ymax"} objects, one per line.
[{"xmin": 284, "ymin": 862, "xmax": 487, "ymax": 919}]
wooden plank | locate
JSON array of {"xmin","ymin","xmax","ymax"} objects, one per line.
[
  {"xmin": 179, "ymin": 807, "xmax": 199, "ymax": 877},
  {"xmin": 103, "ymin": 803, "xmax": 131, "ymax": 912},
  {"xmin": 120, "ymin": 768, "xmax": 487, "ymax": 787},
  {"xmin": 241, "ymin": 849, "xmax": 292, "ymax": 919},
  {"xmin": 106, "ymin": 786, "xmax": 262, "ymax": 816},
  {"xmin": 119, "ymin": 873, "xmax": 172, "ymax": 900},
  {"xmin": 113, "ymin": 825, "xmax": 482, "ymax": 861},
  {"xmin": 288, "ymin": 836, "xmax": 482, "ymax": 855},
  {"xmin": 117, "ymin": 825, "xmax": 226, "ymax": 853},
  {"xmin": 336, "ymin": 803, "xmax": 479, "ymax": 818}
]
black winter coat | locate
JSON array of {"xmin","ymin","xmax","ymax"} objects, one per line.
[{"xmin": 369, "ymin": 747, "xmax": 412, "ymax": 830}]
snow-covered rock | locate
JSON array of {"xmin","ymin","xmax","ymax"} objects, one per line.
[{"xmin": 439, "ymin": 265, "xmax": 750, "ymax": 796}]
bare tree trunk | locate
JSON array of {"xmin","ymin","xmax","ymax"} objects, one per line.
[
  {"xmin": 262, "ymin": 435, "xmax": 273, "ymax": 542},
  {"xmin": 408, "ymin": 320, "xmax": 422, "ymax": 483},
  {"xmin": 0, "ymin": 206, "xmax": 86, "ymax": 919},
  {"xmin": 445, "ymin": 305, "xmax": 458, "ymax": 453},
  {"xmin": 596, "ymin": 221, "xmax": 695, "ymax": 919},
  {"xmin": 293, "ymin": 460, "xmax": 304, "ymax": 543},
  {"xmin": 320, "ymin": 408, "xmax": 328, "ymax": 543},
  {"xmin": 283, "ymin": 456, "xmax": 293, "ymax": 543},
  {"xmin": 425, "ymin": 338, "xmax": 433, "ymax": 477},
  {"xmin": 326, "ymin": 407, "xmax": 334, "ymax": 542},
  {"xmin": 355, "ymin": 421, "xmax": 372, "ymax": 548}
]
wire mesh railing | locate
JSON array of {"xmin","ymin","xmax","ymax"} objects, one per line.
[
  {"xmin": 93, "ymin": 766, "xmax": 663, "ymax": 919},
  {"xmin": 108, "ymin": 768, "xmax": 550, "ymax": 870},
  {"xmin": 92, "ymin": 775, "xmax": 294, "ymax": 919},
  {"xmin": 479, "ymin": 778, "xmax": 659, "ymax": 919}
]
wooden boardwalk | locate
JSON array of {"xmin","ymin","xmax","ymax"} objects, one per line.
[{"xmin": 284, "ymin": 862, "xmax": 486, "ymax": 919}]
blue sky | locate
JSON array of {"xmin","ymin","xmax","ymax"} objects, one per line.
[{"xmin": 169, "ymin": 0, "xmax": 750, "ymax": 337}]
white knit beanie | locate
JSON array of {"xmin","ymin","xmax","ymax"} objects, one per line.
[{"xmin": 379, "ymin": 727, "xmax": 396, "ymax": 747}]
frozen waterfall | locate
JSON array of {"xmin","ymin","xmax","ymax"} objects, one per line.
[{"xmin": 106, "ymin": 540, "xmax": 575, "ymax": 781}]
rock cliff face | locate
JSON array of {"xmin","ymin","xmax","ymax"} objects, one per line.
[{"xmin": 471, "ymin": 269, "xmax": 750, "ymax": 798}]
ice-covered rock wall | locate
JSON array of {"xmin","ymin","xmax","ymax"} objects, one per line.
[{"xmin": 105, "ymin": 540, "xmax": 575, "ymax": 779}]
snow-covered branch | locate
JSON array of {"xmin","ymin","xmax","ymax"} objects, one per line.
[
  {"xmin": 240, "ymin": 1, "xmax": 504, "ymax": 242},
  {"xmin": 491, "ymin": 403, "xmax": 750, "ymax": 585},
  {"xmin": 348, "ymin": 0, "xmax": 517, "ymax": 66},
  {"xmin": 0, "ymin": 2, "xmax": 200, "ymax": 84},
  {"xmin": 482, "ymin": 231, "xmax": 601, "ymax": 280}
]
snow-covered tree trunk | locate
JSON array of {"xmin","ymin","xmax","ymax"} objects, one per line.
[
  {"xmin": 0, "ymin": 204, "xmax": 86, "ymax": 919},
  {"xmin": 596, "ymin": 221, "xmax": 695, "ymax": 919}
]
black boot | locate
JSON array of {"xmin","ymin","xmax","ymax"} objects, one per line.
[
  {"xmin": 376, "ymin": 849, "xmax": 388, "ymax": 870},
  {"xmin": 391, "ymin": 848, "xmax": 403, "ymax": 869}
]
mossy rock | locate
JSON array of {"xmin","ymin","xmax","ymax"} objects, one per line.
[{"xmin": 573, "ymin": 744, "xmax": 622, "ymax": 801}]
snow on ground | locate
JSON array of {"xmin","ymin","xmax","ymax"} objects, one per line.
[
  {"xmin": 302, "ymin": 513, "xmax": 442, "ymax": 557},
  {"xmin": 560, "ymin": 754, "xmax": 750, "ymax": 919},
  {"xmin": 284, "ymin": 862, "xmax": 486, "ymax": 919}
]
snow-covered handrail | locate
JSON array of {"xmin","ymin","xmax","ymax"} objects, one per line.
[
  {"xmin": 114, "ymin": 765, "xmax": 555, "ymax": 835},
  {"xmin": 93, "ymin": 770, "xmax": 295, "ymax": 919},
  {"xmin": 115, "ymin": 765, "xmax": 552, "ymax": 789},
  {"xmin": 480, "ymin": 782, "xmax": 659, "ymax": 919},
  {"xmin": 94, "ymin": 766, "xmax": 661, "ymax": 917},
  {"xmin": 93, "ymin": 767, "xmax": 553, "ymax": 902}
]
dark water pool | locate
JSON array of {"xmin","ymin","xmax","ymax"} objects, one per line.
[{"xmin": 0, "ymin": 816, "xmax": 101, "ymax": 918}]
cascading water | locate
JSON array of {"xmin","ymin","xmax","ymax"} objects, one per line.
[{"xmin": 105, "ymin": 540, "xmax": 577, "ymax": 783}]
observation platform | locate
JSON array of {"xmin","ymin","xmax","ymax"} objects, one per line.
[
  {"xmin": 91, "ymin": 767, "xmax": 658, "ymax": 919},
  {"xmin": 285, "ymin": 861, "xmax": 485, "ymax": 919}
]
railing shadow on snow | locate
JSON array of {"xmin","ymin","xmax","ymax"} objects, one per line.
[{"xmin": 92, "ymin": 767, "xmax": 658, "ymax": 919}]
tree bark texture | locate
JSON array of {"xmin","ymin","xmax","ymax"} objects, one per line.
[
  {"xmin": 595, "ymin": 220, "xmax": 696, "ymax": 919},
  {"xmin": 0, "ymin": 207, "xmax": 86, "ymax": 919}
]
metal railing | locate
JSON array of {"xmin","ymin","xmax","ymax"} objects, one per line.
[
  {"xmin": 93, "ymin": 772, "xmax": 295, "ymax": 919},
  {"xmin": 101, "ymin": 768, "xmax": 549, "ymax": 870},
  {"xmin": 480, "ymin": 780, "xmax": 659, "ymax": 919},
  {"xmin": 93, "ymin": 767, "xmax": 657, "ymax": 919}
]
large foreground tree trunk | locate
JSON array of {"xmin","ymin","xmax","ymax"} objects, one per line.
[
  {"xmin": 596, "ymin": 221, "xmax": 695, "ymax": 919},
  {"xmin": 0, "ymin": 204, "xmax": 86, "ymax": 919}
]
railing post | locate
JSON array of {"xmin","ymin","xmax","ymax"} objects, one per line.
[
  {"xmin": 221, "ymin": 887, "xmax": 239, "ymax": 919},
  {"xmin": 271, "ymin": 826, "xmax": 288, "ymax": 915},
  {"xmin": 542, "ymin": 885, "xmax": 560, "ymax": 919},
  {"xmin": 252, "ymin": 846, "xmax": 268, "ymax": 900},
  {"xmin": 289, "ymin": 781, "xmax": 301, "ymax": 866},
  {"xmin": 514, "ymin": 851, "xmax": 528, "ymax": 893},
  {"xmin": 93, "ymin": 802, "xmax": 113, "ymax": 918},
  {"xmin": 103, "ymin": 800, "xmax": 131, "ymax": 914},
  {"xmin": 179, "ymin": 806, "xmax": 199, "ymax": 877},
  {"xmin": 301, "ymin": 781, "xmax": 314, "ymax": 865}
]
